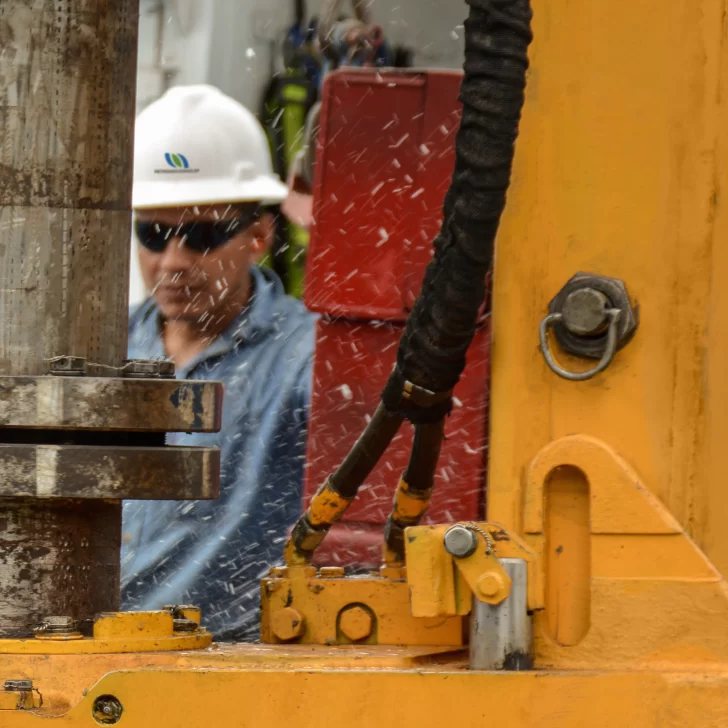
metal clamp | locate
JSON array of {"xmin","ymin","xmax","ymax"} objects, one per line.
[{"xmin": 540, "ymin": 308, "xmax": 621, "ymax": 381}]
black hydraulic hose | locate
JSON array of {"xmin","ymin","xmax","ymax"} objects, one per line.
[
  {"xmin": 329, "ymin": 404, "xmax": 404, "ymax": 499},
  {"xmin": 384, "ymin": 418, "xmax": 446, "ymax": 560},
  {"xmin": 382, "ymin": 0, "xmax": 533, "ymax": 417},
  {"xmin": 403, "ymin": 419, "xmax": 446, "ymax": 494},
  {"xmin": 286, "ymin": 0, "xmax": 532, "ymax": 562},
  {"xmin": 287, "ymin": 404, "xmax": 403, "ymax": 561}
]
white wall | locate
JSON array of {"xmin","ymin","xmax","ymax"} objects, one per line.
[{"xmin": 136, "ymin": 0, "xmax": 466, "ymax": 112}]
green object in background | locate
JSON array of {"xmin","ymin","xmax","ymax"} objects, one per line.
[{"xmin": 260, "ymin": 72, "xmax": 317, "ymax": 298}]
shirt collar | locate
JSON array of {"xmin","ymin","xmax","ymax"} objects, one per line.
[{"xmin": 132, "ymin": 265, "xmax": 285, "ymax": 375}]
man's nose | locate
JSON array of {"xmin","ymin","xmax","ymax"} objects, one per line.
[{"xmin": 157, "ymin": 235, "xmax": 198, "ymax": 275}]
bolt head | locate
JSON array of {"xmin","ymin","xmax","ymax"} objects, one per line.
[
  {"xmin": 4, "ymin": 680, "xmax": 32, "ymax": 691},
  {"xmin": 172, "ymin": 618, "xmax": 198, "ymax": 633},
  {"xmin": 562, "ymin": 288, "xmax": 609, "ymax": 336},
  {"xmin": 319, "ymin": 566, "xmax": 346, "ymax": 579},
  {"xmin": 48, "ymin": 356, "xmax": 86, "ymax": 376},
  {"xmin": 444, "ymin": 525, "xmax": 478, "ymax": 558},
  {"xmin": 339, "ymin": 605, "xmax": 373, "ymax": 642},
  {"xmin": 271, "ymin": 607, "xmax": 305, "ymax": 642},
  {"xmin": 548, "ymin": 273, "xmax": 638, "ymax": 360},
  {"xmin": 92, "ymin": 695, "xmax": 123, "ymax": 725},
  {"xmin": 476, "ymin": 571, "xmax": 507, "ymax": 601}
]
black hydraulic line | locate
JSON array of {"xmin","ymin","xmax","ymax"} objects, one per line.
[
  {"xmin": 329, "ymin": 403, "xmax": 404, "ymax": 499},
  {"xmin": 403, "ymin": 419, "xmax": 445, "ymax": 494},
  {"xmin": 286, "ymin": 0, "xmax": 532, "ymax": 562},
  {"xmin": 287, "ymin": 404, "xmax": 403, "ymax": 560},
  {"xmin": 383, "ymin": 418, "xmax": 446, "ymax": 560},
  {"xmin": 382, "ymin": 0, "xmax": 533, "ymax": 416}
]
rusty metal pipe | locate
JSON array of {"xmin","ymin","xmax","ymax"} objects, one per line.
[
  {"xmin": 0, "ymin": 0, "xmax": 140, "ymax": 634},
  {"xmin": 0, "ymin": 0, "xmax": 137, "ymax": 376}
]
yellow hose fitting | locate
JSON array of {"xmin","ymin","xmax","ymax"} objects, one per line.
[
  {"xmin": 392, "ymin": 479, "xmax": 433, "ymax": 524},
  {"xmin": 308, "ymin": 477, "xmax": 354, "ymax": 527}
]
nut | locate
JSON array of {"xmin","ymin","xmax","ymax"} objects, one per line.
[
  {"xmin": 271, "ymin": 607, "xmax": 305, "ymax": 642},
  {"xmin": 476, "ymin": 571, "xmax": 509, "ymax": 603},
  {"xmin": 561, "ymin": 288, "xmax": 609, "ymax": 336},
  {"xmin": 548, "ymin": 272, "xmax": 638, "ymax": 360},
  {"xmin": 123, "ymin": 359, "xmax": 175, "ymax": 379},
  {"xmin": 444, "ymin": 525, "xmax": 479, "ymax": 558},
  {"xmin": 48, "ymin": 356, "xmax": 86, "ymax": 376},
  {"xmin": 173, "ymin": 618, "xmax": 199, "ymax": 633},
  {"xmin": 319, "ymin": 567, "xmax": 345, "ymax": 578},
  {"xmin": 92, "ymin": 695, "xmax": 123, "ymax": 725},
  {"xmin": 339, "ymin": 605, "xmax": 373, "ymax": 642},
  {"xmin": 35, "ymin": 615, "xmax": 82, "ymax": 639},
  {"xmin": 3, "ymin": 680, "xmax": 32, "ymax": 691}
]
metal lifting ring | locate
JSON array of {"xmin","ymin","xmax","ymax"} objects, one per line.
[{"xmin": 539, "ymin": 308, "xmax": 622, "ymax": 381}]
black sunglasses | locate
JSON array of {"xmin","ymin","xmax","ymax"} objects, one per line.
[{"xmin": 135, "ymin": 210, "xmax": 258, "ymax": 254}]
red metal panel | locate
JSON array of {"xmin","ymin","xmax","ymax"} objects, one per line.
[
  {"xmin": 402, "ymin": 71, "xmax": 462, "ymax": 310},
  {"xmin": 305, "ymin": 319, "xmax": 488, "ymax": 565},
  {"xmin": 302, "ymin": 68, "xmax": 485, "ymax": 566},
  {"xmin": 305, "ymin": 69, "xmax": 463, "ymax": 321}
]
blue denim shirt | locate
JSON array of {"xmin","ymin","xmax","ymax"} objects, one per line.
[{"xmin": 120, "ymin": 266, "xmax": 316, "ymax": 641}]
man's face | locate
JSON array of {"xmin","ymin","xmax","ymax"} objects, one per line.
[{"xmin": 135, "ymin": 204, "xmax": 269, "ymax": 322}]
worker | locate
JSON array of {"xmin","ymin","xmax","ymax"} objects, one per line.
[{"xmin": 120, "ymin": 85, "xmax": 316, "ymax": 642}]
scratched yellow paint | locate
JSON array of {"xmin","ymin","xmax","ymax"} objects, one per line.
[{"xmin": 489, "ymin": 0, "xmax": 728, "ymax": 579}]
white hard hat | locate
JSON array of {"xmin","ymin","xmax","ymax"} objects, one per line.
[{"xmin": 132, "ymin": 85, "xmax": 288, "ymax": 209}]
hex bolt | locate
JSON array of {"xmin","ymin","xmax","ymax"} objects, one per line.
[
  {"xmin": 3, "ymin": 680, "xmax": 33, "ymax": 691},
  {"xmin": 123, "ymin": 359, "xmax": 176, "ymax": 379},
  {"xmin": 444, "ymin": 525, "xmax": 479, "ymax": 558},
  {"xmin": 36, "ymin": 615, "xmax": 78, "ymax": 635},
  {"xmin": 546, "ymin": 272, "xmax": 638, "ymax": 361},
  {"xmin": 92, "ymin": 695, "xmax": 124, "ymax": 725},
  {"xmin": 561, "ymin": 287, "xmax": 610, "ymax": 337},
  {"xmin": 339, "ymin": 605, "xmax": 373, "ymax": 642},
  {"xmin": 48, "ymin": 356, "xmax": 86, "ymax": 377},
  {"xmin": 476, "ymin": 571, "xmax": 508, "ymax": 602},
  {"xmin": 172, "ymin": 618, "xmax": 199, "ymax": 633},
  {"xmin": 319, "ymin": 567, "xmax": 346, "ymax": 579},
  {"xmin": 271, "ymin": 607, "xmax": 305, "ymax": 642}
]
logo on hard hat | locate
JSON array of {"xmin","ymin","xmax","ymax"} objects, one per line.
[
  {"xmin": 154, "ymin": 153, "xmax": 199, "ymax": 175},
  {"xmin": 165, "ymin": 152, "xmax": 190, "ymax": 169}
]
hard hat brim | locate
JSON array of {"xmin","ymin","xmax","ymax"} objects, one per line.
[{"xmin": 132, "ymin": 175, "xmax": 289, "ymax": 210}]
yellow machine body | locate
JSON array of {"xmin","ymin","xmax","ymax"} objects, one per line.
[{"xmin": 6, "ymin": 0, "xmax": 728, "ymax": 725}]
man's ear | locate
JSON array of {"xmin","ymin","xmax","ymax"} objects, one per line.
[{"xmin": 249, "ymin": 212, "xmax": 275, "ymax": 264}]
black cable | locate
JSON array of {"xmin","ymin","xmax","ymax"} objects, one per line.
[
  {"xmin": 329, "ymin": 403, "xmax": 404, "ymax": 499},
  {"xmin": 383, "ymin": 418, "xmax": 446, "ymax": 558},
  {"xmin": 383, "ymin": 0, "xmax": 533, "ymax": 414},
  {"xmin": 403, "ymin": 419, "xmax": 446, "ymax": 494}
]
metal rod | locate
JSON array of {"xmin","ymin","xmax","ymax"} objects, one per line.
[{"xmin": 470, "ymin": 558, "xmax": 533, "ymax": 670}]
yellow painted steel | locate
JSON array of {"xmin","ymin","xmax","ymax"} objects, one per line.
[
  {"xmin": 307, "ymin": 477, "xmax": 353, "ymax": 527},
  {"xmin": 489, "ymin": 0, "xmax": 728, "ymax": 579},
  {"xmin": 391, "ymin": 478, "xmax": 431, "ymax": 522},
  {"xmin": 0, "ymin": 612, "xmax": 211, "ymax": 655},
  {"xmin": 405, "ymin": 523, "xmax": 538, "ymax": 616},
  {"xmin": 260, "ymin": 565, "xmax": 463, "ymax": 646},
  {"xmin": 3, "ymin": 658, "xmax": 728, "ymax": 726},
  {"xmin": 0, "ymin": 689, "xmax": 35, "ymax": 711}
]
